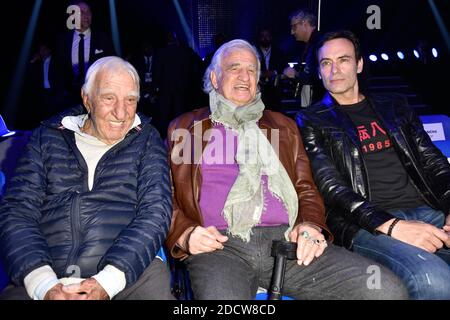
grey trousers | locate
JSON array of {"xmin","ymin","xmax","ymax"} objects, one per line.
[
  {"xmin": 185, "ymin": 225, "xmax": 409, "ymax": 300},
  {"xmin": 0, "ymin": 258, "xmax": 175, "ymax": 300}
]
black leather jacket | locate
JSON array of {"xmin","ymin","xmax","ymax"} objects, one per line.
[{"xmin": 297, "ymin": 93, "xmax": 450, "ymax": 249}]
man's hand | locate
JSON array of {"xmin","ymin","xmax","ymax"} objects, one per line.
[
  {"xmin": 61, "ymin": 278, "xmax": 110, "ymax": 300},
  {"xmin": 44, "ymin": 283, "xmax": 87, "ymax": 300},
  {"xmin": 377, "ymin": 219, "xmax": 449, "ymax": 252},
  {"xmin": 178, "ymin": 226, "xmax": 228, "ymax": 255},
  {"xmin": 443, "ymin": 214, "xmax": 450, "ymax": 247},
  {"xmin": 289, "ymin": 223, "xmax": 327, "ymax": 266}
]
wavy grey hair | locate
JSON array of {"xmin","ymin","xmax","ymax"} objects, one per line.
[
  {"xmin": 203, "ymin": 39, "xmax": 261, "ymax": 93},
  {"xmin": 81, "ymin": 56, "xmax": 140, "ymax": 100},
  {"xmin": 289, "ymin": 9, "xmax": 317, "ymax": 27}
]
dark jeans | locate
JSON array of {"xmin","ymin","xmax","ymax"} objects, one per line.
[
  {"xmin": 353, "ymin": 206, "xmax": 450, "ymax": 300},
  {"xmin": 185, "ymin": 225, "xmax": 408, "ymax": 300},
  {"xmin": 0, "ymin": 258, "xmax": 175, "ymax": 300}
]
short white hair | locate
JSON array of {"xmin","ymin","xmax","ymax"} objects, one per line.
[
  {"xmin": 81, "ymin": 56, "xmax": 140, "ymax": 100},
  {"xmin": 203, "ymin": 39, "xmax": 261, "ymax": 93}
]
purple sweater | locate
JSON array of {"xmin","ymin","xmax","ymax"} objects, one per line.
[{"xmin": 199, "ymin": 124, "xmax": 289, "ymax": 230}]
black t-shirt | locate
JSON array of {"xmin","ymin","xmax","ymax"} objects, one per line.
[{"xmin": 338, "ymin": 99, "xmax": 425, "ymax": 211}]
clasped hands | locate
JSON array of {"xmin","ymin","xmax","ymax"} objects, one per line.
[{"xmin": 44, "ymin": 278, "xmax": 109, "ymax": 300}]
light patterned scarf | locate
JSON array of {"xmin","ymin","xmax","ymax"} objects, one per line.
[{"xmin": 209, "ymin": 90, "xmax": 298, "ymax": 242}]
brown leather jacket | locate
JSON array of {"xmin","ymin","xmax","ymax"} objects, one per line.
[{"xmin": 166, "ymin": 107, "xmax": 332, "ymax": 259}]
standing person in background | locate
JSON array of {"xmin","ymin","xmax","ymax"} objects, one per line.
[
  {"xmin": 152, "ymin": 31, "xmax": 204, "ymax": 137},
  {"xmin": 49, "ymin": 0, "xmax": 114, "ymax": 110},
  {"xmin": 256, "ymin": 28, "xmax": 287, "ymax": 111},
  {"xmin": 283, "ymin": 9, "xmax": 323, "ymax": 106}
]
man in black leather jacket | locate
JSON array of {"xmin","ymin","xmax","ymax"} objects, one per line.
[{"xmin": 297, "ymin": 30, "xmax": 450, "ymax": 299}]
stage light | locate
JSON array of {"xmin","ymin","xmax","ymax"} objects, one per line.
[
  {"xmin": 0, "ymin": 115, "xmax": 16, "ymax": 137},
  {"xmin": 3, "ymin": 0, "xmax": 42, "ymax": 127},
  {"xmin": 369, "ymin": 54, "xmax": 377, "ymax": 62},
  {"xmin": 428, "ymin": 0, "xmax": 450, "ymax": 54},
  {"xmin": 413, "ymin": 50, "xmax": 420, "ymax": 58},
  {"xmin": 172, "ymin": 0, "xmax": 194, "ymax": 49},
  {"xmin": 381, "ymin": 53, "xmax": 389, "ymax": 61},
  {"xmin": 432, "ymin": 48, "xmax": 438, "ymax": 58},
  {"xmin": 397, "ymin": 51, "xmax": 405, "ymax": 60},
  {"xmin": 109, "ymin": 0, "xmax": 122, "ymax": 56},
  {"xmin": 0, "ymin": 130, "xmax": 16, "ymax": 137},
  {"xmin": 288, "ymin": 62, "xmax": 298, "ymax": 68}
]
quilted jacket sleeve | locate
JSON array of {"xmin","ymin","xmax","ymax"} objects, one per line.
[{"xmin": 0, "ymin": 128, "xmax": 53, "ymax": 286}]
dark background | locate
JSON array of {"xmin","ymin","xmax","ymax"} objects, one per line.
[{"xmin": 1, "ymin": 0, "xmax": 449, "ymax": 129}]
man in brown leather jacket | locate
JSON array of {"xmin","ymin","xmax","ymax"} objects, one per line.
[{"xmin": 165, "ymin": 39, "xmax": 407, "ymax": 300}]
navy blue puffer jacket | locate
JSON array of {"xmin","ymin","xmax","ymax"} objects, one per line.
[{"xmin": 0, "ymin": 106, "xmax": 172, "ymax": 287}]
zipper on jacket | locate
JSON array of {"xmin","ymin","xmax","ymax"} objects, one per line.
[
  {"xmin": 337, "ymin": 108, "xmax": 372, "ymax": 201},
  {"xmin": 65, "ymin": 193, "xmax": 81, "ymax": 276},
  {"xmin": 58, "ymin": 129, "xmax": 88, "ymax": 276},
  {"xmin": 358, "ymin": 149, "xmax": 372, "ymax": 201}
]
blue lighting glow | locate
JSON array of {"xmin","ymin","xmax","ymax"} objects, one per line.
[
  {"xmin": 3, "ymin": 0, "xmax": 42, "ymax": 126},
  {"xmin": 432, "ymin": 48, "xmax": 438, "ymax": 58},
  {"xmin": 109, "ymin": 0, "xmax": 122, "ymax": 57},
  {"xmin": 397, "ymin": 51, "xmax": 405, "ymax": 59},
  {"xmin": 172, "ymin": 0, "xmax": 194, "ymax": 49}
]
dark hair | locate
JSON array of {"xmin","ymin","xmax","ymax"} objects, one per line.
[
  {"xmin": 316, "ymin": 30, "xmax": 362, "ymax": 62},
  {"xmin": 258, "ymin": 28, "xmax": 272, "ymax": 35},
  {"xmin": 289, "ymin": 9, "xmax": 317, "ymax": 28}
]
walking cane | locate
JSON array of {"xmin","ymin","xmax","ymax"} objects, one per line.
[{"xmin": 268, "ymin": 240, "xmax": 297, "ymax": 300}]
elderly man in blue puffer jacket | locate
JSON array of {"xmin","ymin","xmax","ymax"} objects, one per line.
[{"xmin": 0, "ymin": 56, "xmax": 174, "ymax": 300}]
